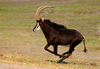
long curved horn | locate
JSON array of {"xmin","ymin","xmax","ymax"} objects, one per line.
[
  {"xmin": 36, "ymin": 6, "xmax": 54, "ymax": 20},
  {"xmin": 36, "ymin": 6, "xmax": 45, "ymax": 20}
]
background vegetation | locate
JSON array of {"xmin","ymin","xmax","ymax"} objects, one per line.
[{"xmin": 0, "ymin": 0, "xmax": 100, "ymax": 69}]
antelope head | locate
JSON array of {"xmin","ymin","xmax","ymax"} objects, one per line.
[{"xmin": 33, "ymin": 6, "xmax": 54, "ymax": 32}]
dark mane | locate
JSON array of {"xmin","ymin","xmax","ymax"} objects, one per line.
[{"xmin": 44, "ymin": 19, "xmax": 67, "ymax": 30}]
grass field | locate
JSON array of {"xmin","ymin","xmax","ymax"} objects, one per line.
[{"xmin": 0, "ymin": 0, "xmax": 100, "ymax": 69}]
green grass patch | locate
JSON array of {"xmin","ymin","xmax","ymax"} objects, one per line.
[{"xmin": 0, "ymin": 1, "xmax": 100, "ymax": 69}]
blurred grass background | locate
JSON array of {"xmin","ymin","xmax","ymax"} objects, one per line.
[{"xmin": 0, "ymin": 0, "xmax": 100, "ymax": 69}]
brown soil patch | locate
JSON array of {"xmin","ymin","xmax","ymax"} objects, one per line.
[{"xmin": 0, "ymin": 63, "xmax": 49, "ymax": 69}]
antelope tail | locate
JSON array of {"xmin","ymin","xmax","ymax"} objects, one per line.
[{"xmin": 83, "ymin": 39, "xmax": 87, "ymax": 52}]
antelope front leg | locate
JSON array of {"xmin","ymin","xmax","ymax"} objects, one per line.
[
  {"xmin": 44, "ymin": 44, "xmax": 54, "ymax": 54},
  {"xmin": 53, "ymin": 45, "xmax": 61, "ymax": 57},
  {"xmin": 44, "ymin": 44, "xmax": 61, "ymax": 57}
]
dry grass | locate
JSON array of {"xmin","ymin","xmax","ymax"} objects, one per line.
[{"xmin": 0, "ymin": 0, "xmax": 100, "ymax": 69}]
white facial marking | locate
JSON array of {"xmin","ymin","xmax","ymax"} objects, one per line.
[
  {"xmin": 36, "ymin": 25, "xmax": 40, "ymax": 30},
  {"xmin": 35, "ymin": 23, "xmax": 40, "ymax": 31}
]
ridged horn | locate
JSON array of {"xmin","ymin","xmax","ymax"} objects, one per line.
[{"xmin": 36, "ymin": 6, "xmax": 54, "ymax": 20}]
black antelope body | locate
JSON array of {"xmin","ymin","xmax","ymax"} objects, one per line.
[{"xmin": 33, "ymin": 6, "xmax": 87, "ymax": 63}]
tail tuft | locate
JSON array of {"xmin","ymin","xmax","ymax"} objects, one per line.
[{"xmin": 84, "ymin": 48, "xmax": 87, "ymax": 52}]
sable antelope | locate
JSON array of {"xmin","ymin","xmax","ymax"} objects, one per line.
[{"xmin": 33, "ymin": 6, "xmax": 87, "ymax": 63}]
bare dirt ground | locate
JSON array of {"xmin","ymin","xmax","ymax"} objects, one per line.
[
  {"xmin": 0, "ymin": 63, "xmax": 49, "ymax": 69},
  {"xmin": 0, "ymin": 0, "xmax": 100, "ymax": 69}
]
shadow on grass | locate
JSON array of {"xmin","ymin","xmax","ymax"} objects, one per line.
[
  {"xmin": 46, "ymin": 60, "xmax": 68, "ymax": 64},
  {"xmin": 46, "ymin": 60, "xmax": 98, "ymax": 66}
]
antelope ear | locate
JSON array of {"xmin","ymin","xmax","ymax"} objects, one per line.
[{"xmin": 41, "ymin": 17, "xmax": 44, "ymax": 22}]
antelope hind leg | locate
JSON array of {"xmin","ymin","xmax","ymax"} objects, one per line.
[{"xmin": 57, "ymin": 53, "xmax": 72, "ymax": 63}]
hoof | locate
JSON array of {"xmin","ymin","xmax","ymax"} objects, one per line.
[
  {"xmin": 59, "ymin": 55, "xmax": 66, "ymax": 58},
  {"xmin": 57, "ymin": 59, "xmax": 63, "ymax": 63},
  {"xmin": 59, "ymin": 55, "xmax": 62, "ymax": 58},
  {"xmin": 57, "ymin": 60, "xmax": 62, "ymax": 63}
]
